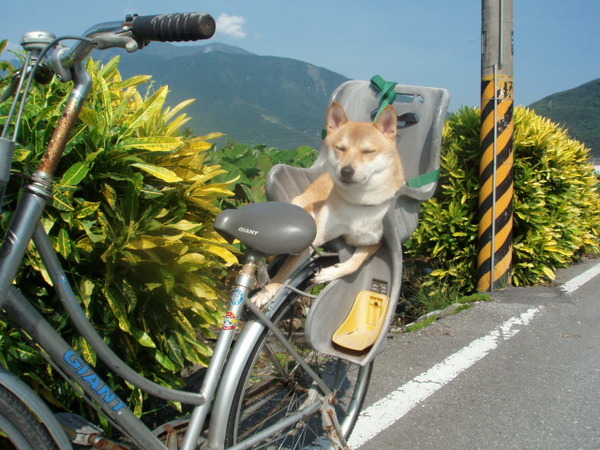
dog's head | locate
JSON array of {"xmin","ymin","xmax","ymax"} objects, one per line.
[{"xmin": 324, "ymin": 102, "xmax": 402, "ymax": 189}]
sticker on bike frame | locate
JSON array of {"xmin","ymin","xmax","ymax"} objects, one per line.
[
  {"xmin": 222, "ymin": 311, "xmax": 238, "ymax": 330},
  {"xmin": 230, "ymin": 289, "xmax": 245, "ymax": 306},
  {"xmin": 63, "ymin": 350, "xmax": 127, "ymax": 412}
]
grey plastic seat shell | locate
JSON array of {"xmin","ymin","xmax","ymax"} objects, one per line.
[
  {"xmin": 214, "ymin": 201, "xmax": 317, "ymax": 255},
  {"xmin": 266, "ymin": 80, "xmax": 450, "ymax": 365}
]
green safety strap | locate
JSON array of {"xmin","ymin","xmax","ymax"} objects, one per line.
[
  {"xmin": 321, "ymin": 75, "xmax": 440, "ymax": 189},
  {"xmin": 371, "ymin": 75, "xmax": 440, "ymax": 189},
  {"xmin": 406, "ymin": 168, "xmax": 441, "ymax": 188},
  {"xmin": 370, "ymin": 75, "xmax": 397, "ymax": 121}
]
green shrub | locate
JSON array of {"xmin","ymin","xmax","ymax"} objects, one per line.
[
  {"xmin": 208, "ymin": 141, "xmax": 318, "ymax": 207},
  {"xmin": 0, "ymin": 53, "xmax": 237, "ymax": 415},
  {"xmin": 511, "ymin": 108, "xmax": 600, "ymax": 284},
  {"xmin": 405, "ymin": 106, "xmax": 600, "ymax": 303}
]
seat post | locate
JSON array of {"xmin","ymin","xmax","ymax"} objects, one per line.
[
  {"xmin": 181, "ymin": 250, "xmax": 261, "ymax": 449},
  {"xmin": 235, "ymin": 250, "xmax": 261, "ymax": 293}
]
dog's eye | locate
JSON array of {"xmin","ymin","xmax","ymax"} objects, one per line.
[
  {"xmin": 335, "ymin": 146, "xmax": 346, "ymax": 153},
  {"xmin": 362, "ymin": 149, "xmax": 376, "ymax": 155}
]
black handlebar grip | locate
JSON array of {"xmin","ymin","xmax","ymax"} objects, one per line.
[{"xmin": 131, "ymin": 12, "xmax": 216, "ymax": 42}]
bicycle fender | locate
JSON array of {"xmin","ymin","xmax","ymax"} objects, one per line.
[{"xmin": 0, "ymin": 365, "xmax": 73, "ymax": 449}]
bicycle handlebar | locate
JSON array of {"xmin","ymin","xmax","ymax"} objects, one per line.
[
  {"xmin": 131, "ymin": 12, "xmax": 216, "ymax": 42},
  {"xmin": 54, "ymin": 12, "xmax": 215, "ymax": 71}
]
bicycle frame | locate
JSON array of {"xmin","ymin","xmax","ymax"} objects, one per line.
[{"xmin": 0, "ymin": 63, "xmax": 340, "ymax": 450}]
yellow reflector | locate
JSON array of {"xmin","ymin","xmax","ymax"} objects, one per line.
[{"xmin": 332, "ymin": 291, "xmax": 389, "ymax": 351}]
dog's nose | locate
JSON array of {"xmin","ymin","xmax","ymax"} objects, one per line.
[{"xmin": 340, "ymin": 166, "xmax": 355, "ymax": 181}]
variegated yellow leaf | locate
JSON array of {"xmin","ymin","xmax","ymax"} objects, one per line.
[
  {"xmin": 127, "ymin": 236, "xmax": 160, "ymax": 250},
  {"xmin": 167, "ymin": 220, "xmax": 202, "ymax": 232},
  {"xmin": 163, "ymin": 232, "xmax": 185, "ymax": 242},
  {"xmin": 52, "ymin": 189, "xmax": 74, "ymax": 211},
  {"xmin": 541, "ymin": 266, "xmax": 556, "ymax": 280},
  {"xmin": 60, "ymin": 162, "xmax": 89, "ymax": 187},
  {"xmin": 79, "ymin": 107, "xmax": 99, "ymax": 127},
  {"xmin": 165, "ymin": 336, "xmax": 185, "ymax": 367},
  {"xmin": 111, "ymin": 75, "xmax": 153, "ymax": 91},
  {"xmin": 164, "ymin": 98, "xmax": 196, "ymax": 122},
  {"xmin": 165, "ymin": 115, "xmax": 192, "ymax": 136},
  {"xmin": 97, "ymin": 72, "xmax": 113, "ymax": 123},
  {"xmin": 104, "ymin": 288, "xmax": 131, "ymax": 333},
  {"xmin": 131, "ymin": 328, "xmax": 157, "ymax": 348},
  {"xmin": 99, "ymin": 55, "xmax": 121, "ymax": 79},
  {"xmin": 201, "ymin": 244, "xmax": 238, "ymax": 265},
  {"xmin": 130, "ymin": 162, "xmax": 182, "ymax": 183},
  {"xmin": 152, "ymin": 349, "xmax": 176, "ymax": 371},
  {"xmin": 56, "ymin": 228, "xmax": 71, "ymax": 258},
  {"xmin": 189, "ymin": 185, "xmax": 235, "ymax": 197},
  {"xmin": 121, "ymin": 136, "xmax": 183, "ymax": 152},
  {"xmin": 124, "ymin": 85, "xmax": 168, "ymax": 130},
  {"xmin": 76, "ymin": 337, "xmax": 97, "ymax": 366},
  {"xmin": 177, "ymin": 253, "xmax": 206, "ymax": 267},
  {"xmin": 76, "ymin": 201, "xmax": 100, "ymax": 219}
]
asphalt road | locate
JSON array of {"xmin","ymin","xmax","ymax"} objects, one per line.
[{"xmin": 349, "ymin": 258, "xmax": 600, "ymax": 450}]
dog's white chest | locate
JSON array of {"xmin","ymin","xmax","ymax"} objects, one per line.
[{"xmin": 316, "ymin": 199, "xmax": 391, "ymax": 247}]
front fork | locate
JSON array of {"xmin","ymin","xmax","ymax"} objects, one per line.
[{"xmin": 0, "ymin": 63, "xmax": 91, "ymax": 309}]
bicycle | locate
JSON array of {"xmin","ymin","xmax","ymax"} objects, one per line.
[{"xmin": 0, "ymin": 11, "xmax": 393, "ymax": 450}]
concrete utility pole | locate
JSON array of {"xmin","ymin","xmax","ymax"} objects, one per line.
[{"xmin": 477, "ymin": 0, "xmax": 514, "ymax": 292}]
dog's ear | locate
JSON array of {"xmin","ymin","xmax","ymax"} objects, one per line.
[
  {"xmin": 375, "ymin": 105, "xmax": 398, "ymax": 140},
  {"xmin": 326, "ymin": 102, "xmax": 348, "ymax": 133}
]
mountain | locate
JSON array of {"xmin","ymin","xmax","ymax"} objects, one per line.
[
  {"xmin": 529, "ymin": 78, "xmax": 600, "ymax": 157},
  {"xmin": 93, "ymin": 44, "xmax": 598, "ymax": 154},
  {"xmin": 95, "ymin": 43, "xmax": 348, "ymax": 149}
]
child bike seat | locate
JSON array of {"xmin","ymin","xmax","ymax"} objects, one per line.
[
  {"xmin": 214, "ymin": 201, "xmax": 316, "ymax": 255},
  {"xmin": 266, "ymin": 79, "xmax": 450, "ymax": 365}
]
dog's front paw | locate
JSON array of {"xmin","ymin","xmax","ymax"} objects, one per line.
[
  {"xmin": 250, "ymin": 290, "xmax": 274, "ymax": 308},
  {"xmin": 312, "ymin": 264, "xmax": 346, "ymax": 284},
  {"xmin": 249, "ymin": 283, "xmax": 281, "ymax": 308}
]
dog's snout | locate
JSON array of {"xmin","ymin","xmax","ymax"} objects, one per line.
[{"xmin": 340, "ymin": 165, "xmax": 355, "ymax": 181}]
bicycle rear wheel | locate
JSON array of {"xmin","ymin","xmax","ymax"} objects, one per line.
[
  {"xmin": 0, "ymin": 385, "xmax": 59, "ymax": 449},
  {"xmin": 225, "ymin": 258, "xmax": 373, "ymax": 449}
]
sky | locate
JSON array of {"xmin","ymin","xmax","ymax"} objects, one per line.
[{"xmin": 1, "ymin": 1, "xmax": 598, "ymax": 111}]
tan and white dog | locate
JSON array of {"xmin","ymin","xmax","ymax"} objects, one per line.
[{"xmin": 253, "ymin": 101, "xmax": 405, "ymax": 307}]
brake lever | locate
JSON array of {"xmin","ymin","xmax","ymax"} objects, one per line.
[{"xmin": 91, "ymin": 32, "xmax": 140, "ymax": 53}]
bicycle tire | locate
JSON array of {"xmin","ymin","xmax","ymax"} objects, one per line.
[
  {"xmin": 0, "ymin": 384, "xmax": 59, "ymax": 450},
  {"xmin": 224, "ymin": 257, "xmax": 373, "ymax": 449}
]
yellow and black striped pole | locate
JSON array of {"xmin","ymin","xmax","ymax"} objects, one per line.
[{"xmin": 478, "ymin": 0, "xmax": 514, "ymax": 292}]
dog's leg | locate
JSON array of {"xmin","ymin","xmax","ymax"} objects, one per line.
[
  {"xmin": 250, "ymin": 247, "xmax": 312, "ymax": 307},
  {"xmin": 250, "ymin": 174, "xmax": 330, "ymax": 308},
  {"xmin": 312, "ymin": 242, "xmax": 381, "ymax": 284}
]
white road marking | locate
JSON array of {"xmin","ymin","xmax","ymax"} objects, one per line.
[
  {"xmin": 348, "ymin": 307, "xmax": 541, "ymax": 449},
  {"xmin": 559, "ymin": 261, "xmax": 600, "ymax": 294}
]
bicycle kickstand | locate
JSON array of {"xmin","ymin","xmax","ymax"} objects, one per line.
[{"xmin": 321, "ymin": 393, "xmax": 351, "ymax": 450}]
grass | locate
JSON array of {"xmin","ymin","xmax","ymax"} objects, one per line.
[
  {"xmin": 405, "ymin": 316, "xmax": 437, "ymax": 333},
  {"xmin": 399, "ymin": 284, "xmax": 493, "ymax": 333}
]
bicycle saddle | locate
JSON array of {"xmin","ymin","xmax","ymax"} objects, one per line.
[{"xmin": 214, "ymin": 201, "xmax": 317, "ymax": 255}]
